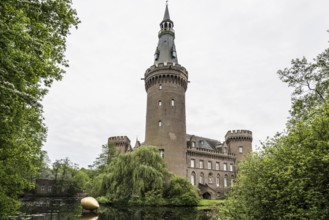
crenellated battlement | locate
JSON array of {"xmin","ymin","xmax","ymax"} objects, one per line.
[
  {"xmin": 225, "ymin": 130, "xmax": 252, "ymax": 142},
  {"xmin": 144, "ymin": 63, "xmax": 189, "ymax": 91},
  {"xmin": 108, "ymin": 136, "xmax": 130, "ymax": 144}
]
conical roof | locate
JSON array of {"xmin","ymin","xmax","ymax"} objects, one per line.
[{"xmin": 163, "ymin": 4, "xmax": 171, "ymax": 21}]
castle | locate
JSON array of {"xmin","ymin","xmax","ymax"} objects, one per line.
[{"xmin": 108, "ymin": 4, "xmax": 252, "ymax": 199}]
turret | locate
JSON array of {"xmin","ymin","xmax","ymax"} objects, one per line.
[
  {"xmin": 108, "ymin": 136, "xmax": 132, "ymax": 154},
  {"xmin": 225, "ymin": 130, "xmax": 252, "ymax": 163}
]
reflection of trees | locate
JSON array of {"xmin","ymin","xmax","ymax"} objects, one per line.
[
  {"xmin": 99, "ymin": 206, "xmax": 204, "ymax": 220},
  {"xmin": 18, "ymin": 199, "xmax": 216, "ymax": 220}
]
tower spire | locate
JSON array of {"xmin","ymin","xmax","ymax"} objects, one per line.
[
  {"xmin": 154, "ymin": 4, "xmax": 178, "ymax": 65},
  {"xmin": 163, "ymin": 1, "xmax": 170, "ymax": 21}
]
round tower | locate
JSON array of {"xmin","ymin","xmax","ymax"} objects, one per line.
[
  {"xmin": 144, "ymin": 4, "xmax": 188, "ymax": 177},
  {"xmin": 225, "ymin": 130, "xmax": 252, "ymax": 163}
]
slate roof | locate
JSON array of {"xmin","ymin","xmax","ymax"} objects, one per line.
[{"xmin": 186, "ymin": 134, "xmax": 224, "ymax": 150}]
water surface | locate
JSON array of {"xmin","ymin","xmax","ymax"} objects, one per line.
[{"xmin": 10, "ymin": 198, "xmax": 217, "ymax": 220}]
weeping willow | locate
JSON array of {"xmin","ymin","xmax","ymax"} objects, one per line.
[{"xmin": 90, "ymin": 146, "xmax": 200, "ymax": 206}]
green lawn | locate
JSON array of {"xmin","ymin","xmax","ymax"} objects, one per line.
[{"xmin": 198, "ymin": 199, "xmax": 224, "ymax": 206}]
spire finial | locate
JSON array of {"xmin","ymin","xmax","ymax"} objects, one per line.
[{"xmin": 166, "ymin": 0, "xmax": 168, "ymax": 5}]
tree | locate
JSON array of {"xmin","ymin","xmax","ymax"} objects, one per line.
[
  {"xmin": 222, "ymin": 37, "xmax": 329, "ymax": 219},
  {"xmin": 278, "ymin": 46, "xmax": 329, "ymax": 123},
  {"xmin": 0, "ymin": 0, "xmax": 79, "ymax": 215},
  {"xmin": 89, "ymin": 143, "xmax": 117, "ymax": 173},
  {"xmin": 90, "ymin": 146, "xmax": 200, "ymax": 206},
  {"xmin": 52, "ymin": 158, "xmax": 80, "ymax": 195}
]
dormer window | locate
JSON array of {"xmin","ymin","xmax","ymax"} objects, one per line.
[
  {"xmin": 154, "ymin": 53, "xmax": 159, "ymax": 61},
  {"xmin": 172, "ymin": 50, "xmax": 176, "ymax": 58}
]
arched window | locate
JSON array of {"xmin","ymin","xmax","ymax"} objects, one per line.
[
  {"xmin": 159, "ymin": 84, "xmax": 162, "ymax": 90},
  {"xmin": 231, "ymin": 175, "xmax": 235, "ymax": 187},
  {"xmin": 200, "ymin": 172, "xmax": 204, "ymax": 184},
  {"xmin": 158, "ymin": 100, "xmax": 162, "ymax": 106},
  {"xmin": 171, "ymin": 99, "xmax": 175, "ymax": 106},
  {"xmin": 224, "ymin": 175, "xmax": 228, "ymax": 187},
  {"xmin": 158, "ymin": 120, "xmax": 162, "ymax": 127},
  {"xmin": 192, "ymin": 141, "xmax": 196, "ymax": 147},
  {"xmin": 191, "ymin": 172, "xmax": 196, "ymax": 186},
  {"xmin": 208, "ymin": 173, "xmax": 213, "ymax": 184},
  {"xmin": 216, "ymin": 174, "xmax": 220, "ymax": 187}
]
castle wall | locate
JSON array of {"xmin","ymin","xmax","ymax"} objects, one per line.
[{"xmin": 186, "ymin": 148, "xmax": 236, "ymax": 198}]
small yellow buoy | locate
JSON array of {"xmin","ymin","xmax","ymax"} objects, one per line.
[{"xmin": 81, "ymin": 197, "xmax": 100, "ymax": 211}]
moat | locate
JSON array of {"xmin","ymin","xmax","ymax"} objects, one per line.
[{"xmin": 9, "ymin": 198, "xmax": 219, "ymax": 220}]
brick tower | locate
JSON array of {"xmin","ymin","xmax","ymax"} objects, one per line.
[
  {"xmin": 143, "ymin": 4, "xmax": 188, "ymax": 177},
  {"xmin": 225, "ymin": 130, "xmax": 253, "ymax": 163}
]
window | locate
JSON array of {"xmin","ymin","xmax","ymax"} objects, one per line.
[
  {"xmin": 208, "ymin": 173, "xmax": 213, "ymax": 184},
  {"xmin": 239, "ymin": 146, "xmax": 243, "ymax": 153},
  {"xmin": 159, "ymin": 84, "xmax": 162, "ymax": 90},
  {"xmin": 208, "ymin": 161, "xmax": 212, "ymax": 170},
  {"xmin": 192, "ymin": 141, "xmax": 196, "ymax": 147},
  {"xmin": 200, "ymin": 173, "xmax": 204, "ymax": 184},
  {"xmin": 171, "ymin": 99, "xmax": 175, "ymax": 106},
  {"xmin": 41, "ymin": 186, "xmax": 45, "ymax": 192},
  {"xmin": 230, "ymin": 164, "xmax": 233, "ymax": 171},
  {"xmin": 199, "ymin": 140, "xmax": 204, "ymax": 145},
  {"xmin": 216, "ymin": 162, "xmax": 220, "ymax": 170},
  {"xmin": 199, "ymin": 160, "xmax": 204, "ymax": 169},
  {"xmin": 158, "ymin": 100, "xmax": 162, "ymax": 106},
  {"xmin": 191, "ymin": 172, "xmax": 196, "ymax": 185},
  {"xmin": 159, "ymin": 149, "xmax": 164, "ymax": 158},
  {"xmin": 231, "ymin": 176, "xmax": 235, "ymax": 187},
  {"xmin": 224, "ymin": 176, "xmax": 228, "ymax": 187},
  {"xmin": 224, "ymin": 163, "xmax": 227, "ymax": 171},
  {"xmin": 191, "ymin": 159, "xmax": 195, "ymax": 168},
  {"xmin": 48, "ymin": 186, "xmax": 52, "ymax": 192},
  {"xmin": 216, "ymin": 174, "xmax": 220, "ymax": 187},
  {"xmin": 158, "ymin": 120, "xmax": 162, "ymax": 127}
]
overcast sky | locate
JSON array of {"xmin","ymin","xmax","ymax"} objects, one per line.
[{"xmin": 42, "ymin": 0, "xmax": 329, "ymax": 168}]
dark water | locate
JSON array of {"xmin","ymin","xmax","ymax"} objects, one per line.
[{"xmin": 9, "ymin": 198, "xmax": 218, "ymax": 220}]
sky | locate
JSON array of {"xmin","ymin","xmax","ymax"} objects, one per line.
[{"xmin": 42, "ymin": 0, "xmax": 329, "ymax": 168}]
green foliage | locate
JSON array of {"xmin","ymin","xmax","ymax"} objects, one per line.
[
  {"xmin": 222, "ymin": 41, "xmax": 329, "ymax": 219},
  {"xmin": 73, "ymin": 169, "xmax": 90, "ymax": 192},
  {"xmin": 92, "ymin": 146, "xmax": 168, "ymax": 204},
  {"xmin": 278, "ymin": 47, "xmax": 329, "ymax": 123},
  {"xmin": 89, "ymin": 143, "xmax": 117, "ymax": 173},
  {"xmin": 0, "ymin": 0, "xmax": 79, "ymax": 216},
  {"xmin": 89, "ymin": 146, "xmax": 200, "ymax": 206},
  {"xmin": 52, "ymin": 158, "xmax": 86, "ymax": 196},
  {"xmin": 165, "ymin": 176, "xmax": 200, "ymax": 206}
]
